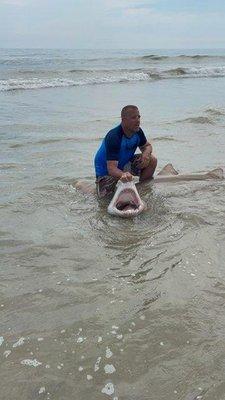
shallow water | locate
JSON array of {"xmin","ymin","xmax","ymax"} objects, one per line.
[{"xmin": 1, "ymin": 49, "xmax": 225, "ymax": 400}]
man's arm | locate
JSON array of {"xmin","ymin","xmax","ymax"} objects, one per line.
[
  {"xmin": 107, "ymin": 160, "xmax": 133, "ymax": 182},
  {"xmin": 105, "ymin": 130, "xmax": 132, "ymax": 181},
  {"xmin": 140, "ymin": 141, "xmax": 152, "ymax": 155}
]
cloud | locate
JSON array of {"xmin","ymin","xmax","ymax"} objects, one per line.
[
  {"xmin": 102, "ymin": 0, "xmax": 156, "ymax": 11},
  {"xmin": 0, "ymin": 0, "xmax": 225, "ymax": 48}
]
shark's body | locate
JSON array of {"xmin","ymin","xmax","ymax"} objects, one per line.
[
  {"xmin": 75, "ymin": 164, "xmax": 224, "ymax": 218},
  {"xmin": 153, "ymin": 163, "xmax": 224, "ymax": 183}
]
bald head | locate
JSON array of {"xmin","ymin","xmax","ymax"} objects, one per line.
[
  {"xmin": 121, "ymin": 105, "xmax": 141, "ymax": 136},
  {"xmin": 121, "ymin": 105, "xmax": 138, "ymax": 118}
]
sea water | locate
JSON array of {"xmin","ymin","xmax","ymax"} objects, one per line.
[{"xmin": 1, "ymin": 48, "xmax": 225, "ymax": 400}]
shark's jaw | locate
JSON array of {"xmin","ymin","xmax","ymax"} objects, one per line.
[
  {"xmin": 107, "ymin": 181, "xmax": 145, "ymax": 218},
  {"xmin": 115, "ymin": 188, "xmax": 140, "ymax": 211}
]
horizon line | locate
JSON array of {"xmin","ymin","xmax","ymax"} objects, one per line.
[{"xmin": 1, "ymin": 47, "xmax": 225, "ymax": 51}]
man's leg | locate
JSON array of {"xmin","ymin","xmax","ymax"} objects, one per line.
[
  {"xmin": 96, "ymin": 176, "xmax": 118, "ymax": 199},
  {"xmin": 140, "ymin": 154, "xmax": 157, "ymax": 181},
  {"xmin": 130, "ymin": 154, "xmax": 157, "ymax": 181}
]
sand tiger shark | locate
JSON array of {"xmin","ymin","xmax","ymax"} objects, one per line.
[{"xmin": 75, "ymin": 164, "xmax": 224, "ymax": 218}]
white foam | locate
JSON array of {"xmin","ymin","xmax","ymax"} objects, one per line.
[
  {"xmin": 0, "ymin": 72, "xmax": 150, "ymax": 92},
  {"xmin": 77, "ymin": 336, "xmax": 85, "ymax": 343},
  {"xmin": 87, "ymin": 374, "xmax": 93, "ymax": 380},
  {"xmin": 104, "ymin": 364, "xmax": 116, "ymax": 374},
  {"xmin": 184, "ymin": 66, "xmax": 225, "ymax": 77},
  {"xmin": 4, "ymin": 350, "xmax": 11, "ymax": 358},
  {"xmin": 94, "ymin": 356, "xmax": 102, "ymax": 372},
  {"xmin": 101, "ymin": 382, "xmax": 115, "ymax": 396},
  {"xmin": 21, "ymin": 359, "xmax": 42, "ymax": 367},
  {"xmin": 13, "ymin": 337, "xmax": 25, "ymax": 347},
  {"xmin": 106, "ymin": 347, "xmax": 113, "ymax": 358},
  {"xmin": 0, "ymin": 336, "xmax": 4, "ymax": 346},
  {"xmin": 38, "ymin": 387, "xmax": 46, "ymax": 394}
]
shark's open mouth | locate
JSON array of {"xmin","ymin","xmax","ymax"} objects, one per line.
[
  {"xmin": 107, "ymin": 180, "xmax": 145, "ymax": 217},
  {"xmin": 115, "ymin": 189, "xmax": 140, "ymax": 211}
]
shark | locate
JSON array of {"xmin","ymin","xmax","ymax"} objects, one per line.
[{"xmin": 74, "ymin": 164, "xmax": 224, "ymax": 218}]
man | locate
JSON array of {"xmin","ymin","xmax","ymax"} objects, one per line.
[{"xmin": 94, "ymin": 105, "xmax": 157, "ymax": 198}]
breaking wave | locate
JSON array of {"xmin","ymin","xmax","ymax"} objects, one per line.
[
  {"xmin": 141, "ymin": 55, "xmax": 169, "ymax": 61},
  {"xmin": 0, "ymin": 72, "xmax": 150, "ymax": 91},
  {"xmin": 1, "ymin": 65, "xmax": 225, "ymax": 91},
  {"xmin": 141, "ymin": 54, "xmax": 225, "ymax": 61},
  {"xmin": 205, "ymin": 107, "xmax": 225, "ymax": 116}
]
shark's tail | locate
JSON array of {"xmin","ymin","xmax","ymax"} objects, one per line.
[
  {"xmin": 157, "ymin": 163, "xmax": 179, "ymax": 176},
  {"xmin": 74, "ymin": 180, "xmax": 96, "ymax": 194}
]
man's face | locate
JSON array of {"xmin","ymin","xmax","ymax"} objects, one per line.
[{"xmin": 122, "ymin": 108, "xmax": 140, "ymax": 134}]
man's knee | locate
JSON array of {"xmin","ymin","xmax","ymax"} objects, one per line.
[{"xmin": 150, "ymin": 154, "xmax": 157, "ymax": 169}]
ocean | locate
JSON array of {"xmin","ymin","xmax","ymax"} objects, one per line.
[{"xmin": 1, "ymin": 48, "xmax": 225, "ymax": 400}]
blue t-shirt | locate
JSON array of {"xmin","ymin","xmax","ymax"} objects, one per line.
[{"xmin": 94, "ymin": 124, "xmax": 147, "ymax": 177}]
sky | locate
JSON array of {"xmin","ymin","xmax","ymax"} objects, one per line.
[{"xmin": 0, "ymin": 0, "xmax": 225, "ymax": 49}]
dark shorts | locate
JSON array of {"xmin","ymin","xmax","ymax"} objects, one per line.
[{"xmin": 96, "ymin": 154, "xmax": 142, "ymax": 199}]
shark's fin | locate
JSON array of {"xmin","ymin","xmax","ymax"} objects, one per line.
[
  {"xmin": 206, "ymin": 168, "xmax": 224, "ymax": 179},
  {"xmin": 157, "ymin": 163, "xmax": 179, "ymax": 176}
]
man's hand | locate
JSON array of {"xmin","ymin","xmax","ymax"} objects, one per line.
[{"xmin": 120, "ymin": 172, "xmax": 133, "ymax": 182}]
